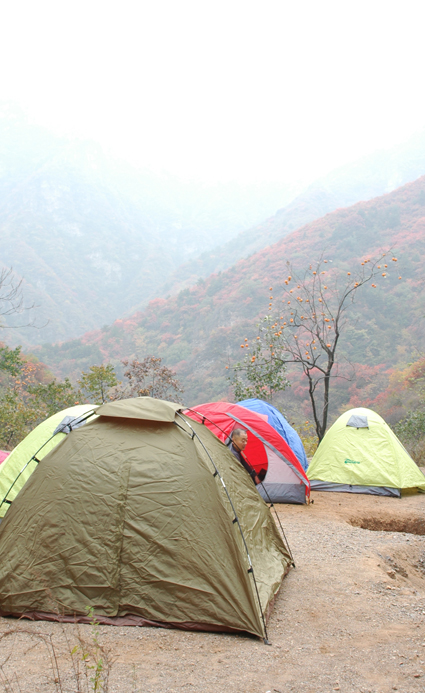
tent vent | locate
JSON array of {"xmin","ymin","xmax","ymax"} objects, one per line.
[
  {"xmin": 346, "ymin": 414, "xmax": 369, "ymax": 429},
  {"xmin": 53, "ymin": 415, "xmax": 91, "ymax": 436}
]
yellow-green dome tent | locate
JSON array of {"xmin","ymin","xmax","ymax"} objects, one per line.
[
  {"xmin": 307, "ymin": 407, "xmax": 425, "ymax": 497},
  {"xmin": 0, "ymin": 404, "xmax": 98, "ymax": 517}
]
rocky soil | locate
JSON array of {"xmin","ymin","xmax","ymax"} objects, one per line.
[{"xmin": 1, "ymin": 490, "xmax": 424, "ymax": 693}]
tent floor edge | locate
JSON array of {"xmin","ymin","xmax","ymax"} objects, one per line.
[
  {"xmin": 0, "ymin": 609, "xmax": 263, "ymax": 639},
  {"xmin": 310, "ymin": 480, "xmax": 401, "ymax": 497}
]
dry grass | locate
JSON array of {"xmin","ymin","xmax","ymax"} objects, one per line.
[{"xmin": 0, "ymin": 615, "xmax": 114, "ymax": 693}]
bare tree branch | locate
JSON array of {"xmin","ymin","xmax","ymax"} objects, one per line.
[
  {"xmin": 0, "ymin": 266, "xmax": 45, "ymax": 330},
  {"xmin": 109, "ymin": 355, "xmax": 184, "ymax": 403},
  {"xmin": 233, "ymin": 250, "xmax": 399, "ymax": 441}
]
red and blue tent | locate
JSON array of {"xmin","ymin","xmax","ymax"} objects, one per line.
[
  {"xmin": 237, "ymin": 399, "xmax": 309, "ymax": 471},
  {"xmin": 185, "ymin": 402, "xmax": 310, "ymax": 504}
]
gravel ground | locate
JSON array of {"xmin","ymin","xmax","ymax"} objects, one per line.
[{"xmin": 1, "ymin": 490, "xmax": 424, "ymax": 693}]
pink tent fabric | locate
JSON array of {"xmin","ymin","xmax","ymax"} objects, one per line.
[{"xmin": 0, "ymin": 451, "xmax": 10, "ymax": 465}]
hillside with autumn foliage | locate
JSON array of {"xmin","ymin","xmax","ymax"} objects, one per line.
[
  {"xmin": 4, "ymin": 110, "xmax": 425, "ymax": 349},
  {"xmin": 157, "ymin": 129, "xmax": 425, "ymax": 298},
  {"xmin": 34, "ymin": 175, "xmax": 425, "ymax": 420}
]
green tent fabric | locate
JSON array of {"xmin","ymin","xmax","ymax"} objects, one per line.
[
  {"xmin": 0, "ymin": 404, "xmax": 98, "ymax": 517},
  {"xmin": 0, "ymin": 397, "xmax": 291, "ymax": 639},
  {"xmin": 307, "ymin": 407, "xmax": 425, "ymax": 496},
  {"xmin": 96, "ymin": 397, "xmax": 182, "ymax": 421}
]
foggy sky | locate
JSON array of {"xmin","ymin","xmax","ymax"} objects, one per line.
[{"xmin": 1, "ymin": 0, "xmax": 424, "ymax": 184}]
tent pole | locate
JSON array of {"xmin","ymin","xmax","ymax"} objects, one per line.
[
  {"xmin": 184, "ymin": 407, "xmax": 296, "ymax": 566},
  {"xmin": 0, "ymin": 409, "xmax": 97, "ymax": 513},
  {"xmin": 176, "ymin": 412, "xmax": 270, "ymax": 644}
]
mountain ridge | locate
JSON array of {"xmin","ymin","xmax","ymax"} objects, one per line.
[
  {"xmin": 0, "ymin": 106, "xmax": 298, "ymax": 344},
  {"xmin": 3, "ymin": 105, "xmax": 425, "ymax": 347},
  {"xmin": 33, "ymin": 174, "xmax": 425, "ymax": 417},
  {"xmin": 155, "ymin": 129, "xmax": 425, "ymax": 299}
]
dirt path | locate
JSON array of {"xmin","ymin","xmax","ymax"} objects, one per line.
[{"xmin": 1, "ymin": 491, "xmax": 424, "ymax": 693}]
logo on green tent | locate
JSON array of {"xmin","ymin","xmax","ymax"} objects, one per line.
[{"xmin": 344, "ymin": 458, "xmax": 361, "ymax": 464}]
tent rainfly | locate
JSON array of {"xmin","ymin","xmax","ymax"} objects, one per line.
[
  {"xmin": 238, "ymin": 398, "xmax": 309, "ymax": 471},
  {"xmin": 307, "ymin": 407, "xmax": 425, "ymax": 497},
  {"xmin": 0, "ymin": 397, "xmax": 291, "ymax": 641},
  {"xmin": 184, "ymin": 401, "xmax": 310, "ymax": 504},
  {"xmin": 0, "ymin": 404, "xmax": 98, "ymax": 518}
]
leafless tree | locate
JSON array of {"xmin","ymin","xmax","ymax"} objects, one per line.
[
  {"xmin": 0, "ymin": 267, "xmax": 38, "ymax": 330},
  {"xmin": 242, "ymin": 252, "xmax": 399, "ymax": 441},
  {"xmin": 110, "ymin": 355, "xmax": 184, "ymax": 403}
]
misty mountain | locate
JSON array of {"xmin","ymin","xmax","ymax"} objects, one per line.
[
  {"xmin": 35, "ymin": 175, "xmax": 425, "ymax": 416},
  {"xmin": 0, "ymin": 105, "xmax": 298, "ymax": 345},
  {"xmin": 159, "ymin": 129, "xmax": 425, "ymax": 294},
  {"xmin": 3, "ymin": 102, "xmax": 425, "ymax": 349}
]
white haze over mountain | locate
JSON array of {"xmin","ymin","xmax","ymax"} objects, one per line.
[
  {"xmin": 0, "ymin": 0, "xmax": 424, "ymax": 186},
  {"xmin": 0, "ymin": 109, "xmax": 303, "ymax": 346},
  {"xmin": 1, "ymin": 0, "xmax": 425, "ymax": 348},
  {"xmin": 2, "ymin": 110, "xmax": 425, "ymax": 348}
]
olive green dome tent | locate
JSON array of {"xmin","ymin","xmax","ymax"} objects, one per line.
[
  {"xmin": 0, "ymin": 398, "xmax": 291, "ymax": 640},
  {"xmin": 307, "ymin": 407, "xmax": 425, "ymax": 497},
  {"xmin": 0, "ymin": 404, "xmax": 98, "ymax": 518}
]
